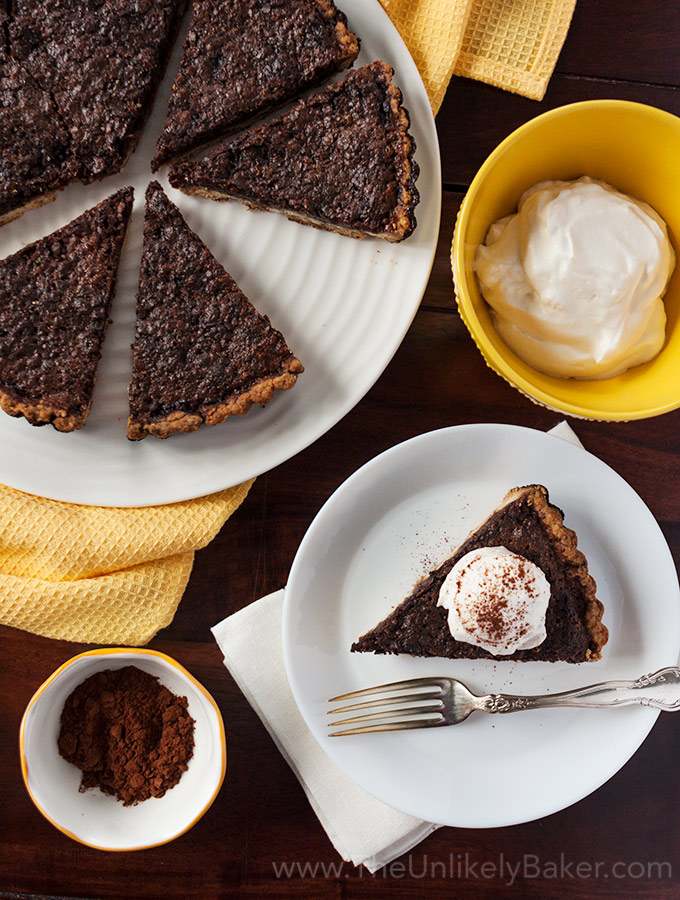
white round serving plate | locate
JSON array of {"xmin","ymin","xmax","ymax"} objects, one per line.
[
  {"xmin": 0, "ymin": 0, "xmax": 440, "ymax": 506},
  {"xmin": 20, "ymin": 648, "xmax": 226, "ymax": 850},
  {"xmin": 283, "ymin": 424, "xmax": 680, "ymax": 828}
]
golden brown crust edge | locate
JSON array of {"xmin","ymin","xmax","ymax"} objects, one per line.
[
  {"xmin": 126, "ymin": 359, "xmax": 303, "ymax": 440},
  {"xmin": 503, "ymin": 485, "xmax": 609, "ymax": 660},
  {"xmin": 380, "ymin": 62, "xmax": 418, "ymax": 241},
  {"xmin": 0, "ymin": 191, "xmax": 58, "ymax": 228},
  {"xmin": 170, "ymin": 185, "xmax": 397, "ymax": 240},
  {"xmin": 314, "ymin": 0, "xmax": 360, "ymax": 63},
  {"xmin": 0, "ymin": 385, "xmax": 87, "ymax": 431}
]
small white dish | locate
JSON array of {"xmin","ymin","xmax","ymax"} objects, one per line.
[
  {"xmin": 20, "ymin": 648, "xmax": 226, "ymax": 851},
  {"xmin": 283, "ymin": 423, "xmax": 680, "ymax": 827}
]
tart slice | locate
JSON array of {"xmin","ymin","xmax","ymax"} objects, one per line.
[
  {"xmin": 352, "ymin": 485, "xmax": 608, "ymax": 663},
  {"xmin": 151, "ymin": 0, "xmax": 359, "ymax": 170},
  {"xmin": 127, "ymin": 182, "xmax": 303, "ymax": 440},
  {"xmin": 169, "ymin": 61, "xmax": 419, "ymax": 241},
  {"xmin": 9, "ymin": 0, "xmax": 186, "ymax": 183},
  {"xmin": 0, "ymin": 186, "xmax": 134, "ymax": 431}
]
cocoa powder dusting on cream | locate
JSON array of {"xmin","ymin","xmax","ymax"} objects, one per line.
[{"xmin": 464, "ymin": 557, "xmax": 542, "ymax": 644}]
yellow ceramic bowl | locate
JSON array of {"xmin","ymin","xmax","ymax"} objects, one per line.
[{"xmin": 452, "ymin": 100, "xmax": 680, "ymax": 420}]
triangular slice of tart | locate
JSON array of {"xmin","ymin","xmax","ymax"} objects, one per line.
[
  {"xmin": 0, "ymin": 186, "xmax": 134, "ymax": 431},
  {"xmin": 10, "ymin": 0, "xmax": 186, "ymax": 182},
  {"xmin": 126, "ymin": 182, "xmax": 303, "ymax": 440},
  {"xmin": 151, "ymin": 0, "xmax": 359, "ymax": 170},
  {"xmin": 2, "ymin": 0, "xmax": 184, "ymax": 222},
  {"xmin": 168, "ymin": 60, "xmax": 419, "ymax": 242},
  {"xmin": 352, "ymin": 485, "xmax": 608, "ymax": 663}
]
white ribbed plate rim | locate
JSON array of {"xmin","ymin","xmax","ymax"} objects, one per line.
[
  {"xmin": 0, "ymin": 0, "xmax": 440, "ymax": 506},
  {"xmin": 283, "ymin": 424, "xmax": 680, "ymax": 828}
]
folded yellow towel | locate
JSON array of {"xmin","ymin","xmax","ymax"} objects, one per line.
[
  {"xmin": 381, "ymin": 0, "xmax": 576, "ymax": 111},
  {"xmin": 0, "ymin": 480, "xmax": 253, "ymax": 645}
]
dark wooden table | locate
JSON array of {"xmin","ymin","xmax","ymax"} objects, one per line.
[{"xmin": 3, "ymin": 3, "xmax": 680, "ymax": 898}]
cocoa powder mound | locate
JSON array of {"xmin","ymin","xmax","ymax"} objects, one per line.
[{"xmin": 58, "ymin": 665, "xmax": 195, "ymax": 806}]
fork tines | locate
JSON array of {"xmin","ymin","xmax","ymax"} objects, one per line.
[{"xmin": 328, "ymin": 677, "xmax": 447, "ymax": 736}]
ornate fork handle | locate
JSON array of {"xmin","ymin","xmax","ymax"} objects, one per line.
[{"xmin": 480, "ymin": 666, "xmax": 680, "ymax": 714}]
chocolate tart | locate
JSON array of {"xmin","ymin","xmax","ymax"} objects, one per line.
[
  {"xmin": 0, "ymin": 49, "xmax": 75, "ymax": 226},
  {"xmin": 0, "ymin": 1, "xmax": 185, "ymax": 223},
  {"xmin": 352, "ymin": 485, "xmax": 608, "ymax": 663},
  {"xmin": 168, "ymin": 60, "xmax": 419, "ymax": 242},
  {"xmin": 127, "ymin": 182, "xmax": 303, "ymax": 440},
  {"xmin": 151, "ymin": 0, "xmax": 359, "ymax": 170},
  {"xmin": 10, "ymin": 0, "xmax": 186, "ymax": 182},
  {"xmin": 0, "ymin": 186, "xmax": 134, "ymax": 431}
]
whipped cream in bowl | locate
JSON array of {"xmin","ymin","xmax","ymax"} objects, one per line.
[
  {"xmin": 437, "ymin": 546, "xmax": 551, "ymax": 655},
  {"xmin": 474, "ymin": 177, "xmax": 676, "ymax": 380}
]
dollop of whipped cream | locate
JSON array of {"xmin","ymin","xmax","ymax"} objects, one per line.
[
  {"xmin": 437, "ymin": 547, "xmax": 550, "ymax": 655},
  {"xmin": 474, "ymin": 177, "xmax": 675, "ymax": 379}
]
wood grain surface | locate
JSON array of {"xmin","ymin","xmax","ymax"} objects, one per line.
[{"xmin": 2, "ymin": 2, "xmax": 680, "ymax": 898}]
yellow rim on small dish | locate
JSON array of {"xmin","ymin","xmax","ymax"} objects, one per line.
[{"xmin": 19, "ymin": 647, "xmax": 227, "ymax": 852}]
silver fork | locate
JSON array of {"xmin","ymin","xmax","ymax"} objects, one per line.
[{"xmin": 328, "ymin": 666, "xmax": 680, "ymax": 735}]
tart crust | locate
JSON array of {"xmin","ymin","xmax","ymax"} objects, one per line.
[
  {"xmin": 0, "ymin": 191, "xmax": 57, "ymax": 229},
  {"xmin": 126, "ymin": 368, "xmax": 302, "ymax": 440},
  {"xmin": 0, "ymin": 392, "xmax": 89, "ymax": 433}
]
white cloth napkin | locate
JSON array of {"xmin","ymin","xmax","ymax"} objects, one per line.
[{"xmin": 211, "ymin": 421, "xmax": 583, "ymax": 870}]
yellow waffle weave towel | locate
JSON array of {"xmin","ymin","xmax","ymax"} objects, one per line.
[
  {"xmin": 0, "ymin": 479, "xmax": 253, "ymax": 645},
  {"xmin": 380, "ymin": 0, "xmax": 576, "ymax": 111}
]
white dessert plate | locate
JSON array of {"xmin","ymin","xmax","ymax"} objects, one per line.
[
  {"xmin": 0, "ymin": 0, "xmax": 440, "ymax": 506},
  {"xmin": 283, "ymin": 424, "xmax": 680, "ymax": 828}
]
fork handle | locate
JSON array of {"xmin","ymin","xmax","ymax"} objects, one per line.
[{"xmin": 478, "ymin": 666, "xmax": 680, "ymax": 714}]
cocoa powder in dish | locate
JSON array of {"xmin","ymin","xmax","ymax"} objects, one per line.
[{"xmin": 57, "ymin": 665, "xmax": 195, "ymax": 806}]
